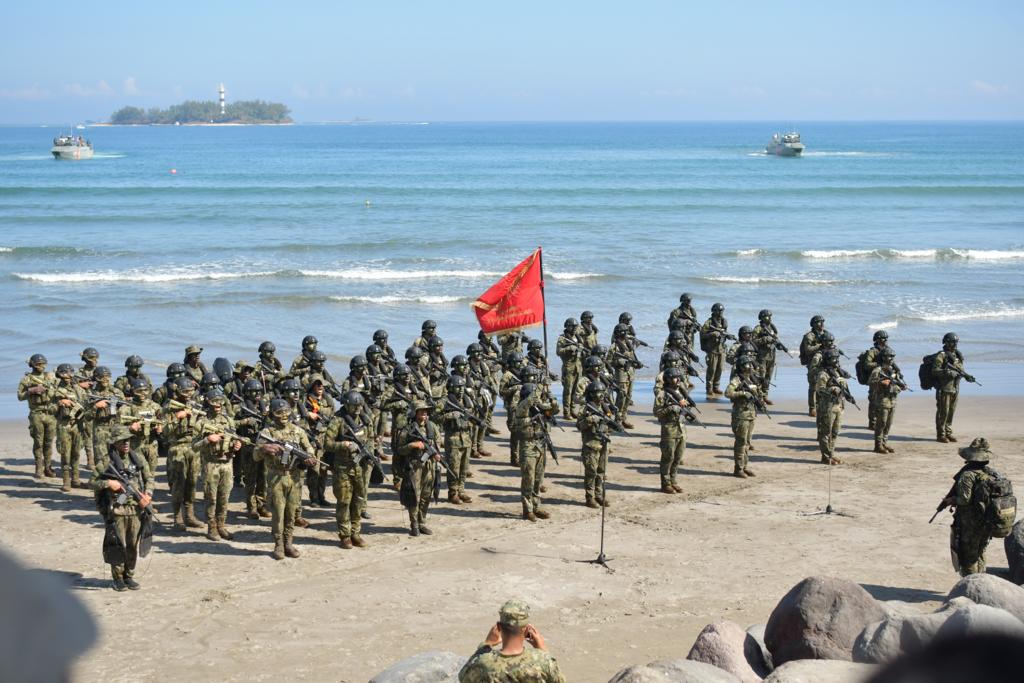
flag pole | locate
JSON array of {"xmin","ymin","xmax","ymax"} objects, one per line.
[{"xmin": 537, "ymin": 246, "xmax": 549, "ymax": 361}]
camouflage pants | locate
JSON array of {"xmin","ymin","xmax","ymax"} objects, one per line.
[
  {"xmin": 951, "ymin": 521, "xmax": 990, "ymax": 576},
  {"xmin": 103, "ymin": 513, "xmax": 140, "ymax": 580},
  {"xmin": 242, "ymin": 449, "xmax": 267, "ymax": 512},
  {"xmin": 659, "ymin": 426, "xmax": 685, "ymax": 487},
  {"xmin": 332, "ymin": 462, "xmax": 365, "ymax": 539},
  {"xmin": 760, "ymin": 357, "xmax": 775, "ymax": 396},
  {"xmin": 614, "ymin": 373, "xmax": 634, "ymax": 420},
  {"xmin": 731, "ymin": 417, "xmax": 753, "ymax": 471},
  {"xmin": 28, "ymin": 410, "xmax": 56, "ymax": 473},
  {"xmin": 873, "ymin": 404, "xmax": 895, "ymax": 449},
  {"xmin": 520, "ymin": 441, "xmax": 546, "ymax": 514},
  {"xmin": 168, "ymin": 445, "xmax": 201, "ymax": 511},
  {"xmin": 94, "ymin": 421, "xmax": 116, "ymax": 467},
  {"xmin": 867, "ymin": 388, "xmax": 878, "ymax": 429},
  {"xmin": 936, "ymin": 390, "xmax": 958, "ymax": 438},
  {"xmin": 267, "ymin": 469, "xmax": 302, "ymax": 542},
  {"xmin": 706, "ymin": 351, "xmax": 725, "ymax": 393},
  {"xmin": 816, "ymin": 404, "xmax": 843, "ymax": 459},
  {"xmin": 581, "ymin": 441, "xmax": 608, "ymax": 501},
  {"xmin": 562, "ymin": 368, "xmax": 580, "ymax": 418},
  {"xmin": 203, "ymin": 461, "xmax": 233, "ymax": 523},
  {"xmin": 445, "ymin": 436, "xmax": 472, "ymax": 495},
  {"xmin": 80, "ymin": 420, "xmax": 95, "ymax": 467},
  {"xmin": 56, "ymin": 420, "xmax": 83, "ymax": 482},
  {"xmin": 806, "ymin": 369, "xmax": 817, "ymax": 412},
  {"xmin": 405, "ymin": 460, "xmax": 434, "ymax": 525}
]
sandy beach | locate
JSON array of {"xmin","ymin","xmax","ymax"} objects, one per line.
[{"xmin": 0, "ymin": 394, "xmax": 1020, "ymax": 682}]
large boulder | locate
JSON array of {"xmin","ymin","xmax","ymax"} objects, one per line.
[
  {"xmin": 369, "ymin": 650, "xmax": 466, "ymax": 683},
  {"xmin": 851, "ymin": 609, "xmax": 950, "ymax": 664},
  {"xmin": 1006, "ymin": 519, "xmax": 1024, "ymax": 585},
  {"xmin": 764, "ymin": 577, "xmax": 885, "ymax": 665},
  {"xmin": 947, "ymin": 572, "xmax": 1024, "ymax": 621},
  {"xmin": 745, "ymin": 624, "xmax": 773, "ymax": 673},
  {"xmin": 686, "ymin": 620, "xmax": 768, "ymax": 682},
  {"xmin": 934, "ymin": 601, "xmax": 1024, "ymax": 640},
  {"xmin": 607, "ymin": 659, "xmax": 742, "ymax": 683},
  {"xmin": 763, "ymin": 659, "xmax": 875, "ymax": 683}
]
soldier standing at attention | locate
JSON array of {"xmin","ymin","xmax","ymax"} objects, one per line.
[
  {"xmin": 52, "ymin": 364, "xmax": 87, "ymax": 491},
  {"xmin": 752, "ymin": 309, "xmax": 783, "ymax": 403},
  {"xmin": 254, "ymin": 341, "xmax": 283, "ymax": 392},
  {"xmin": 414, "ymin": 319, "xmax": 440, "ymax": 350},
  {"xmin": 195, "ymin": 389, "xmax": 242, "ymax": 542},
  {"xmin": 931, "ymin": 332, "xmax": 975, "ymax": 443},
  {"xmin": 653, "ymin": 367, "xmax": 688, "ymax": 492},
  {"xmin": 868, "ymin": 348, "xmax": 903, "ymax": 454},
  {"xmin": 700, "ymin": 302, "xmax": 730, "ymax": 399},
  {"xmin": 289, "ymin": 335, "xmax": 319, "ymax": 377},
  {"xmin": 458, "ymin": 600, "xmax": 566, "ymax": 683},
  {"xmin": 324, "ymin": 391, "xmax": 374, "ymax": 549},
  {"xmin": 667, "ymin": 292, "xmax": 697, "ymax": 340},
  {"xmin": 18, "ymin": 353, "xmax": 57, "ymax": 479},
  {"xmin": 253, "ymin": 398, "xmax": 316, "ymax": 560},
  {"xmin": 397, "ymin": 400, "xmax": 443, "ymax": 537},
  {"xmin": 938, "ymin": 438, "xmax": 1013, "ymax": 576},
  {"xmin": 514, "ymin": 375, "xmax": 559, "ymax": 522},
  {"xmin": 814, "ymin": 349, "xmax": 848, "ymax": 466},
  {"xmin": 88, "ymin": 367, "xmax": 123, "ymax": 466},
  {"xmin": 441, "ymin": 375, "xmax": 475, "ymax": 505},
  {"xmin": 237, "ymin": 379, "xmax": 270, "ymax": 519},
  {"xmin": 799, "ymin": 315, "xmax": 827, "ymax": 416},
  {"xmin": 576, "ymin": 381, "xmax": 614, "ymax": 508},
  {"xmin": 165, "ymin": 376, "xmax": 205, "ymax": 530},
  {"xmin": 858, "ymin": 330, "xmax": 890, "ymax": 430},
  {"xmin": 76, "ymin": 347, "xmax": 100, "ymax": 467},
  {"xmin": 556, "ymin": 317, "xmax": 583, "ymax": 419},
  {"xmin": 118, "ymin": 378, "xmax": 163, "ymax": 476},
  {"xmin": 725, "ymin": 358, "xmax": 763, "ymax": 478},
  {"xmin": 372, "ymin": 329, "xmax": 398, "ymax": 368},
  {"xmin": 182, "ymin": 345, "xmax": 208, "ymax": 385},
  {"xmin": 114, "ymin": 355, "xmax": 153, "ymax": 397},
  {"xmin": 92, "ymin": 426, "xmax": 153, "ymax": 592},
  {"xmin": 610, "ymin": 323, "xmax": 641, "ymax": 429},
  {"xmin": 578, "ymin": 310, "xmax": 599, "ymax": 351}
]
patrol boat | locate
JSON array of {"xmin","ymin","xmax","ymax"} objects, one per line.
[
  {"xmin": 765, "ymin": 132, "xmax": 804, "ymax": 157},
  {"xmin": 51, "ymin": 134, "xmax": 94, "ymax": 160}
]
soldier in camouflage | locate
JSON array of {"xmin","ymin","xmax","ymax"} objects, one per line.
[
  {"xmin": 182, "ymin": 345, "xmax": 208, "ymax": 385},
  {"xmin": 17, "ymin": 354, "xmax": 57, "ymax": 478},
  {"xmin": 195, "ymin": 389, "xmax": 242, "ymax": 542},
  {"xmin": 556, "ymin": 317, "xmax": 584, "ymax": 419},
  {"xmin": 868, "ymin": 348, "xmax": 903, "ymax": 454},
  {"xmin": 576, "ymin": 381, "xmax": 614, "ymax": 507},
  {"xmin": 397, "ymin": 400, "xmax": 442, "ymax": 536},
  {"xmin": 52, "ymin": 364, "xmax": 87, "ymax": 491},
  {"xmin": 441, "ymin": 375, "xmax": 475, "ymax": 504},
  {"xmin": 799, "ymin": 315, "xmax": 827, "ymax": 416},
  {"xmin": 458, "ymin": 600, "xmax": 566, "ymax": 683},
  {"xmin": 700, "ymin": 303, "xmax": 730, "ymax": 399},
  {"xmin": 118, "ymin": 378, "xmax": 163, "ymax": 476},
  {"xmin": 514, "ymin": 372, "xmax": 559, "ymax": 522},
  {"xmin": 860, "ymin": 330, "xmax": 890, "ymax": 430},
  {"xmin": 578, "ymin": 310, "xmax": 599, "ymax": 351},
  {"xmin": 725, "ymin": 358, "xmax": 763, "ymax": 478},
  {"xmin": 236, "ymin": 378, "xmax": 270, "ymax": 518},
  {"xmin": 254, "ymin": 341, "xmax": 284, "ymax": 392},
  {"xmin": 114, "ymin": 355, "xmax": 153, "ymax": 397},
  {"xmin": 289, "ymin": 335, "xmax": 318, "ymax": 377},
  {"xmin": 87, "ymin": 366, "xmax": 124, "ymax": 469},
  {"xmin": 752, "ymin": 309, "xmax": 783, "ymax": 404},
  {"xmin": 324, "ymin": 391, "xmax": 374, "ymax": 549},
  {"xmin": 814, "ymin": 349, "xmax": 848, "ymax": 466},
  {"xmin": 76, "ymin": 347, "xmax": 100, "ymax": 467},
  {"xmin": 164, "ymin": 376, "xmax": 205, "ymax": 530},
  {"xmin": 931, "ymin": 332, "xmax": 975, "ymax": 443},
  {"xmin": 653, "ymin": 367, "xmax": 688, "ymax": 492},
  {"xmin": 939, "ymin": 438, "xmax": 1004, "ymax": 576}
]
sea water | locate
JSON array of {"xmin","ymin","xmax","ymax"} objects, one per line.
[{"xmin": 1, "ymin": 122, "xmax": 1022, "ymax": 416}]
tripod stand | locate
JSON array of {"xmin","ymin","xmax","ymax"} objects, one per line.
[
  {"xmin": 578, "ymin": 470, "xmax": 613, "ymax": 571},
  {"xmin": 803, "ymin": 458, "xmax": 854, "ymax": 518}
]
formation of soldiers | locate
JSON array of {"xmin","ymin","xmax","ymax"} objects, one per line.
[{"xmin": 16, "ymin": 295, "xmax": 982, "ymax": 588}]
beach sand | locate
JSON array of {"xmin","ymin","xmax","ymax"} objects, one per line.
[{"xmin": 0, "ymin": 394, "xmax": 1020, "ymax": 681}]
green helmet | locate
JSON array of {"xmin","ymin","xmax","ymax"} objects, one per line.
[
  {"xmin": 80, "ymin": 347, "xmax": 99, "ymax": 361},
  {"xmin": 55, "ymin": 363, "xmax": 74, "ymax": 378},
  {"xmin": 28, "ymin": 353, "xmax": 47, "ymax": 367},
  {"xmin": 343, "ymin": 390, "xmax": 364, "ymax": 411},
  {"xmin": 125, "ymin": 355, "xmax": 144, "ymax": 369}
]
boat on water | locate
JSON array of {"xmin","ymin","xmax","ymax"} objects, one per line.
[
  {"xmin": 765, "ymin": 131, "xmax": 804, "ymax": 157},
  {"xmin": 51, "ymin": 134, "xmax": 94, "ymax": 160}
]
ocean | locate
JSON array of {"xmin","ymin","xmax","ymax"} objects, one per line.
[{"xmin": 1, "ymin": 122, "xmax": 1022, "ymax": 417}]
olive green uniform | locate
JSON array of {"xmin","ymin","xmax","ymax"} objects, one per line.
[
  {"xmin": 459, "ymin": 644, "xmax": 566, "ymax": 683},
  {"xmin": 253, "ymin": 421, "xmax": 314, "ymax": 550},
  {"xmin": 195, "ymin": 412, "xmax": 239, "ymax": 532},
  {"xmin": 164, "ymin": 402, "xmax": 203, "ymax": 526},
  {"xmin": 75, "ymin": 364, "xmax": 98, "ymax": 466},
  {"xmin": 53, "ymin": 380, "xmax": 87, "ymax": 487},
  {"xmin": 118, "ymin": 397, "xmax": 163, "ymax": 474},
  {"xmin": 814, "ymin": 369, "xmax": 848, "ymax": 463},
  {"xmin": 235, "ymin": 397, "xmax": 269, "ymax": 515},
  {"xmin": 653, "ymin": 388, "xmax": 686, "ymax": 488},
  {"xmin": 752, "ymin": 323, "xmax": 780, "ymax": 395},
  {"xmin": 88, "ymin": 382, "xmax": 124, "ymax": 465},
  {"xmin": 441, "ymin": 393, "xmax": 475, "ymax": 499},
  {"xmin": 931, "ymin": 350, "xmax": 966, "ymax": 441},
  {"xmin": 17, "ymin": 370, "xmax": 57, "ymax": 476},
  {"xmin": 556, "ymin": 331, "xmax": 584, "ymax": 419},
  {"xmin": 91, "ymin": 449, "xmax": 153, "ymax": 583},
  {"xmin": 514, "ymin": 390, "xmax": 559, "ymax": 516},
  {"xmin": 800, "ymin": 331, "xmax": 823, "ymax": 413},
  {"xmin": 700, "ymin": 316, "xmax": 729, "ymax": 396},
  {"xmin": 868, "ymin": 365, "xmax": 901, "ymax": 452},
  {"xmin": 860, "ymin": 346, "xmax": 884, "ymax": 429},
  {"xmin": 324, "ymin": 411, "xmax": 372, "ymax": 541},
  {"xmin": 949, "ymin": 464, "xmax": 997, "ymax": 576},
  {"xmin": 725, "ymin": 375, "xmax": 760, "ymax": 474},
  {"xmin": 397, "ymin": 419, "xmax": 442, "ymax": 528}
]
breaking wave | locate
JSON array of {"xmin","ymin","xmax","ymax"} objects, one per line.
[
  {"xmin": 868, "ymin": 321, "xmax": 899, "ymax": 331},
  {"xmin": 699, "ymin": 275, "xmax": 847, "ymax": 285},
  {"xmin": 329, "ymin": 295, "xmax": 470, "ymax": 305},
  {"xmin": 725, "ymin": 248, "xmax": 1024, "ymax": 261},
  {"xmin": 907, "ymin": 307, "xmax": 1024, "ymax": 323}
]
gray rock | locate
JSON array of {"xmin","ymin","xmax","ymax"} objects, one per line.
[
  {"xmin": 947, "ymin": 572, "xmax": 1024, "ymax": 621},
  {"xmin": 745, "ymin": 624, "xmax": 773, "ymax": 673},
  {"xmin": 935, "ymin": 601, "xmax": 1024, "ymax": 640},
  {"xmin": 686, "ymin": 620, "xmax": 766, "ymax": 682},
  {"xmin": 764, "ymin": 577, "xmax": 885, "ymax": 665},
  {"xmin": 1006, "ymin": 519, "xmax": 1024, "ymax": 585},
  {"xmin": 369, "ymin": 650, "xmax": 466, "ymax": 683},
  {"xmin": 877, "ymin": 600, "xmax": 925, "ymax": 620},
  {"xmin": 763, "ymin": 659, "xmax": 876, "ymax": 683},
  {"xmin": 607, "ymin": 659, "xmax": 742, "ymax": 683},
  {"xmin": 853, "ymin": 599, "xmax": 977, "ymax": 664}
]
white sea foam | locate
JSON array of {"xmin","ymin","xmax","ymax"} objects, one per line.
[
  {"xmin": 547, "ymin": 271, "xmax": 601, "ymax": 280},
  {"xmin": 886, "ymin": 249, "xmax": 938, "ymax": 258},
  {"xmin": 735, "ymin": 248, "xmax": 764, "ymax": 256},
  {"xmin": 702, "ymin": 275, "xmax": 844, "ymax": 285},
  {"xmin": 300, "ymin": 268, "xmax": 503, "ymax": 281},
  {"xmin": 330, "ymin": 295, "xmax": 467, "ymax": 305},
  {"xmin": 914, "ymin": 307, "xmax": 1024, "ymax": 323},
  {"xmin": 949, "ymin": 249, "xmax": 1024, "ymax": 260},
  {"xmin": 801, "ymin": 249, "xmax": 877, "ymax": 259},
  {"xmin": 13, "ymin": 269, "xmax": 276, "ymax": 283},
  {"xmin": 868, "ymin": 321, "xmax": 899, "ymax": 331},
  {"xmin": 0, "ymin": 247, "xmax": 12, "ymax": 253}
]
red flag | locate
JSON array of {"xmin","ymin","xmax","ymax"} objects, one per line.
[{"xmin": 472, "ymin": 248, "xmax": 545, "ymax": 334}]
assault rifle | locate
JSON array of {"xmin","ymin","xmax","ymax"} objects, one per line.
[
  {"xmin": 610, "ymin": 350, "xmax": 644, "ymax": 370},
  {"xmin": 337, "ymin": 414, "xmax": 382, "ymax": 470},
  {"xmin": 759, "ymin": 330, "xmax": 792, "ymax": 355},
  {"xmin": 666, "ymin": 388, "xmax": 708, "ymax": 427},
  {"xmin": 944, "ymin": 357, "xmax": 981, "ymax": 386},
  {"xmin": 256, "ymin": 430, "xmax": 320, "ymax": 470},
  {"xmin": 706, "ymin": 323, "xmax": 737, "ymax": 342},
  {"xmin": 827, "ymin": 370, "xmax": 860, "ymax": 410},
  {"xmin": 879, "ymin": 367, "xmax": 912, "ymax": 392},
  {"xmin": 407, "ymin": 424, "xmax": 460, "ymax": 503},
  {"xmin": 88, "ymin": 392, "xmax": 132, "ymax": 413},
  {"xmin": 929, "ymin": 495, "xmax": 955, "ymax": 523},
  {"xmin": 627, "ymin": 334, "xmax": 650, "ymax": 348},
  {"xmin": 97, "ymin": 456, "xmax": 158, "ymax": 521},
  {"xmin": 530, "ymin": 410, "xmax": 560, "ymax": 466},
  {"xmin": 190, "ymin": 421, "xmax": 253, "ymax": 450},
  {"xmin": 742, "ymin": 382, "xmax": 772, "ymax": 419},
  {"xmin": 444, "ymin": 398, "xmax": 486, "ymax": 427},
  {"xmin": 584, "ymin": 401, "xmax": 628, "ymax": 434}
]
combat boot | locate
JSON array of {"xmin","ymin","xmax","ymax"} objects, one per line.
[
  {"xmin": 465, "ymin": 470, "xmax": 473, "ymax": 479},
  {"xmin": 947, "ymin": 435, "xmax": 958, "ymax": 443},
  {"xmin": 339, "ymin": 537, "xmax": 353, "ymax": 550},
  {"xmin": 936, "ymin": 435, "xmax": 949, "ymax": 443},
  {"xmin": 885, "ymin": 445, "xmax": 896, "ymax": 454},
  {"xmin": 458, "ymin": 493, "xmax": 472, "ymax": 503},
  {"xmin": 535, "ymin": 509, "xmax": 551, "ymax": 520},
  {"xmin": 873, "ymin": 443, "xmax": 887, "ymax": 454},
  {"xmin": 44, "ymin": 464, "xmax": 56, "ymax": 477},
  {"xmin": 486, "ymin": 426, "xmax": 500, "ymax": 435},
  {"xmin": 671, "ymin": 484, "xmax": 683, "ymax": 493},
  {"xmin": 60, "ymin": 470, "xmax": 71, "ymax": 493},
  {"xmin": 585, "ymin": 496, "xmax": 600, "ymax": 508},
  {"xmin": 352, "ymin": 535, "xmax": 367, "ymax": 548},
  {"xmin": 622, "ymin": 419, "xmax": 635, "ymax": 430},
  {"xmin": 523, "ymin": 511, "xmax": 537, "ymax": 522},
  {"xmin": 284, "ymin": 538, "xmax": 300, "ymax": 558},
  {"xmin": 246, "ymin": 508, "xmax": 259, "ymax": 520},
  {"xmin": 183, "ymin": 504, "xmax": 203, "ymax": 529},
  {"xmin": 477, "ymin": 448, "xmax": 493, "ymax": 457},
  {"xmin": 733, "ymin": 468, "xmax": 748, "ymax": 479},
  {"xmin": 216, "ymin": 516, "xmax": 233, "ymax": 540},
  {"xmin": 809, "ymin": 407, "xmax": 816, "ymax": 417},
  {"xmin": 409, "ymin": 520, "xmax": 420, "ymax": 537},
  {"xmin": 418, "ymin": 524, "xmax": 433, "ymax": 535},
  {"xmin": 294, "ymin": 516, "xmax": 310, "ymax": 528},
  {"xmin": 743, "ymin": 468, "xmax": 756, "ymax": 477},
  {"xmin": 34, "ymin": 463, "xmax": 44, "ymax": 479},
  {"xmin": 257, "ymin": 505, "xmax": 272, "ymax": 518},
  {"xmin": 272, "ymin": 539, "xmax": 285, "ymax": 561},
  {"xmin": 206, "ymin": 523, "xmax": 221, "ymax": 542},
  {"xmin": 172, "ymin": 505, "xmax": 186, "ymax": 532},
  {"xmin": 599, "ymin": 497, "xmax": 610, "ymax": 508},
  {"xmin": 448, "ymin": 491, "xmax": 462, "ymax": 505},
  {"xmin": 764, "ymin": 398, "xmax": 774, "ymax": 406}
]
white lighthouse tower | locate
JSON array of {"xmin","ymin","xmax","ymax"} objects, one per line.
[{"xmin": 219, "ymin": 83, "xmax": 226, "ymax": 116}]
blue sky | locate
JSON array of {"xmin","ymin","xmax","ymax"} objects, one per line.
[{"xmin": 2, "ymin": 1, "xmax": 1021, "ymax": 122}]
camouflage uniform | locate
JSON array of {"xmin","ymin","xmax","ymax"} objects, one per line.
[
  {"xmin": 195, "ymin": 410, "xmax": 239, "ymax": 539},
  {"xmin": 725, "ymin": 372, "xmax": 761, "ymax": 476},
  {"xmin": 653, "ymin": 385, "xmax": 686, "ymax": 490},
  {"xmin": 53, "ymin": 377, "xmax": 87, "ymax": 489},
  {"xmin": 118, "ymin": 395, "xmax": 163, "ymax": 475},
  {"xmin": 868, "ymin": 364, "xmax": 901, "ymax": 453},
  {"xmin": 253, "ymin": 419, "xmax": 314, "ymax": 558},
  {"xmin": 88, "ymin": 379, "xmax": 124, "ymax": 462},
  {"xmin": 609, "ymin": 336, "xmax": 640, "ymax": 424},
  {"xmin": 397, "ymin": 415, "xmax": 442, "ymax": 532},
  {"xmin": 17, "ymin": 367, "xmax": 57, "ymax": 477},
  {"xmin": 165, "ymin": 399, "xmax": 204, "ymax": 528},
  {"xmin": 578, "ymin": 320, "xmax": 599, "ymax": 351},
  {"xmin": 576, "ymin": 398, "xmax": 613, "ymax": 505},
  {"xmin": 944, "ymin": 440, "xmax": 1002, "ymax": 576},
  {"xmin": 814, "ymin": 368, "xmax": 847, "ymax": 464},
  {"xmin": 324, "ymin": 410, "xmax": 373, "ymax": 544},
  {"xmin": 380, "ymin": 377, "xmax": 426, "ymax": 486},
  {"xmin": 114, "ymin": 370, "xmax": 153, "ymax": 397},
  {"xmin": 860, "ymin": 345, "xmax": 885, "ymax": 429},
  {"xmin": 91, "ymin": 441, "xmax": 153, "ymax": 586},
  {"xmin": 700, "ymin": 314, "xmax": 729, "ymax": 396},
  {"xmin": 514, "ymin": 388, "xmax": 559, "ymax": 519},
  {"xmin": 441, "ymin": 389, "xmax": 475, "ymax": 502},
  {"xmin": 458, "ymin": 600, "xmax": 566, "ymax": 683},
  {"xmin": 800, "ymin": 329, "xmax": 824, "ymax": 414},
  {"xmin": 931, "ymin": 349, "xmax": 968, "ymax": 442},
  {"xmin": 556, "ymin": 328, "xmax": 584, "ymax": 419},
  {"xmin": 236, "ymin": 396, "xmax": 269, "ymax": 516},
  {"xmin": 75, "ymin": 361, "xmax": 99, "ymax": 466},
  {"xmin": 752, "ymin": 322, "xmax": 780, "ymax": 396}
]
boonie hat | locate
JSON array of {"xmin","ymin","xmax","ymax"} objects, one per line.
[
  {"xmin": 959, "ymin": 437, "xmax": 992, "ymax": 463},
  {"xmin": 185, "ymin": 345, "xmax": 203, "ymax": 356},
  {"xmin": 499, "ymin": 599, "xmax": 530, "ymax": 628}
]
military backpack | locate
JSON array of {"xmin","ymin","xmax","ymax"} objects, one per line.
[
  {"xmin": 855, "ymin": 350, "xmax": 872, "ymax": 385},
  {"xmin": 918, "ymin": 353, "xmax": 939, "ymax": 390},
  {"xmin": 979, "ymin": 467, "xmax": 1017, "ymax": 538}
]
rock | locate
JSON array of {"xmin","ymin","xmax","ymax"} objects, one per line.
[
  {"xmin": 934, "ymin": 601, "xmax": 1024, "ymax": 640},
  {"xmin": 877, "ymin": 600, "xmax": 925, "ymax": 620},
  {"xmin": 764, "ymin": 577, "xmax": 885, "ymax": 665},
  {"xmin": 369, "ymin": 650, "xmax": 466, "ymax": 683},
  {"xmin": 745, "ymin": 624, "xmax": 773, "ymax": 673},
  {"xmin": 1006, "ymin": 519, "xmax": 1024, "ymax": 585},
  {"xmin": 947, "ymin": 572, "xmax": 1024, "ymax": 621},
  {"xmin": 607, "ymin": 659, "xmax": 742, "ymax": 683},
  {"xmin": 853, "ymin": 599, "xmax": 979, "ymax": 664},
  {"xmin": 686, "ymin": 620, "xmax": 767, "ymax": 682},
  {"xmin": 763, "ymin": 659, "xmax": 876, "ymax": 683}
]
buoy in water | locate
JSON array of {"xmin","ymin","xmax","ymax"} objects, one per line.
[{"xmin": 170, "ymin": 168, "xmax": 177, "ymax": 175}]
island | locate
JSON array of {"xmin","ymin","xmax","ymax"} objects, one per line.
[{"xmin": 108, "ymin": 99, "xmax": 292, "ymax": 125}]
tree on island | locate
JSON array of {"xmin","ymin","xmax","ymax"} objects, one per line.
[{"xmin": 110, "ymin": 99, "xmax": 291, "ymax": 124}]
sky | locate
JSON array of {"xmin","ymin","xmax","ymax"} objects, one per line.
[{"xmin": 1, "ymin": 1, "xmax": 1021, "ymax": 123}]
